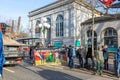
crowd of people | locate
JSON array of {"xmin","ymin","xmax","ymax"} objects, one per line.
[
  {"xmin": 28, "ymin": 43, "xmax": 120, "ymax": 78},
  {"xmin": 65, "ymin": 45, "xmax": 120, "ymax": 77}
]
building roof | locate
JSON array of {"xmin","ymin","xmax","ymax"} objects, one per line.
[
  {"xmin": 29, "ymin": 0, "xmax": 60, "ymax": 13},
  {"xmin": 81, "ymin": 14, "xmax": 120, "ymax": 25},
  {"xmin": 29, "ymin": 0, "xmax": 66, "ymax": 17},
  {"xmin": 29, "ymin": 0, "xmax": 102, "ymax": 17}
]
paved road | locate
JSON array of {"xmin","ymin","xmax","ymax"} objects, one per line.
[{"xmin": 1, "ymin": 62, "xmax": 118, "ymax": 80}]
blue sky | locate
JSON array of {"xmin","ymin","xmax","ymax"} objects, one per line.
[
  {"xmin": 0, "ymin": 0, "xmax": 119, "ymax": 31},
  {"xmin": 0, "ymin": 0, "xmax": 57, "ymax": 30}
]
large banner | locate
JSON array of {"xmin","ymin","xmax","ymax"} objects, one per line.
[{"xmin": 34, "ymin": 51, "xmax": 67, "ymax": 66}]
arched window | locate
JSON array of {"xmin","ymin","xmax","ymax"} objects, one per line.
[
  {"xmin": 104, "ymin": 28, "xmax": 117, "ymax": 37},
  {"xmin": 56, "ymin": 15, "xmax": 64, "ymax": 37},
  {"xmin": 35, "ymin": 20, "xmax": 41, "ymax": 38},
  {"xmin": 46, "ymin": 18, "xmax": 51, "ymax": 44},
  {"xmin": 47, "ymin": 18, "xmax": 51, "ymax": 25},
  {"xmin": 87, "ymin": 30, "xmax": 97, "ymax": 38},
  {"xmin": 36, "ymin": 20, "xmax": 41, "ymax": 27},
  {"xmin": 104, "ymin": 28, "xmax": 117, "ymax": 52},
  {"xmin": 87, "ymin": 30, "xmax": 97, "ymax": 50}
]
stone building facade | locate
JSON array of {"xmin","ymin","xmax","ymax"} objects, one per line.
[
  {"xmin": 81, "ymin": 14, "xmax": 120, "ymax": 52},
  {"xmin": 28, "ymin": 0, "xmax": 101, "ymax": 47}
]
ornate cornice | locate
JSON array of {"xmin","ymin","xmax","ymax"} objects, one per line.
[
  {"xmin": 29, "ymin": 0, "xmax": 75, "ymax": 17},
  {"xmin": 81, "ymin": 14, "xmax": 120, "ymax": 25},
  {"xmin": 28, "ymin": 0, "xmax": 102, "ymax": 17}
]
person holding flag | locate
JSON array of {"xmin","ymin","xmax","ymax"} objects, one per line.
[{"xmin": 0, "ymin": 24, "xmax": 6, "ymax": 79}]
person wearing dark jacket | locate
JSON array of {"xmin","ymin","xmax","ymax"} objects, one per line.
[
  {"xmin": 68, "ymin": 45, "xmax": 72, "ymax": 67},
  {"xmin": 67, "ymin": 45, "xmax": 76, "ymax": 68},
  {"xmin": 85, "ymin": 45, "xmax": 95, "ymax": 69},
  {"xmin": 103, "ymin": 45, "xmax": 109, "ymax": 70},
  {"xmin": 29, "ymin": 42, "xmax": 40, "ymax": 64},
  {"xmin": 77, "ymin": 46, "xmax": 85, "ymax": 68}
]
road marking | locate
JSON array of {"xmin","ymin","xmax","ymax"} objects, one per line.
[{"xmin": 3, "ymin": 68, "xmax": 15, "ymax": 73}]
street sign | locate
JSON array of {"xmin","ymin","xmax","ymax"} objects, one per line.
[
  {"xmin": 54, "ymin": 41, "xmax": 63, "ymax": 48},
  {"xmin": 75, "ymin": 40, "xmax": 81, "ymax": 47}
]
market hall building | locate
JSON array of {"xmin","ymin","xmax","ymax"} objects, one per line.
[
  {"xmin": 81, "ymin": 14, "xmax": 120, "ymax": 52},
  {"xmin": 28, "ymin": 0, "xmax": 101, "ymax": 47}
]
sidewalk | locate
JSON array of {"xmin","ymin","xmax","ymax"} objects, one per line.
[
  {"xmin": 42, "ymin": 58, "xmax": 116, "ymax": 77},
  {"xmin": 39, "ymin": 64, "xmax": 118, "ymax": 80},
  {"xmin": 25, "ymin": 56, "xmax": 117, "ymax": 77}
]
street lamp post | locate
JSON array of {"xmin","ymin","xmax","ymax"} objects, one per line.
[
  {"xmin": 92, "ymin": 0, "xmax": 95, "ymax": 58},
  {"xmin": 39, "ymin": 17, "xmax": 50, "ymax": 48}
]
